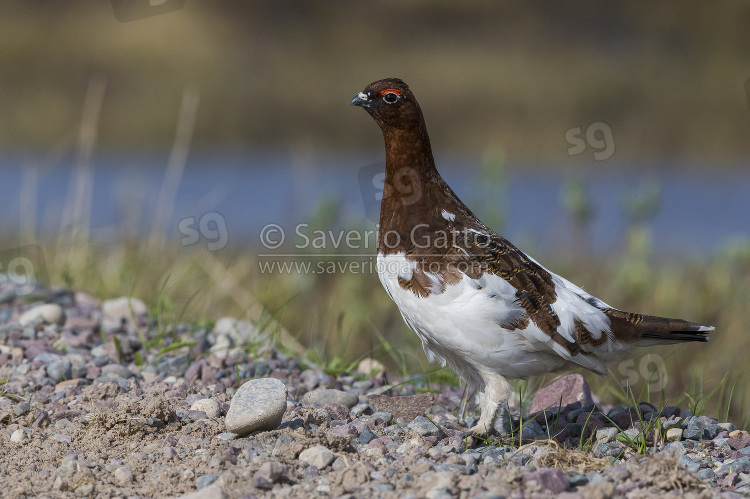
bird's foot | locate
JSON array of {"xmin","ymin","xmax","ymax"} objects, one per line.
[{"xmin": 465, "ymin": 420, "xmax": 495, "ymax": 437}]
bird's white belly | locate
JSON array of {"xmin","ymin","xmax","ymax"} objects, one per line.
[{"xmin": 377, "ymin": 252, "xmax": 572, "ymax": 381}]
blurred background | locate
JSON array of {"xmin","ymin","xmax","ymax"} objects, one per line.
[{"xmin": 0, "ymin": 1, "xmax": 748, "ymax": 424}]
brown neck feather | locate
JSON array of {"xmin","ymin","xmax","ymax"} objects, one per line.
[{"xmin": 377, "ymin": 120, "xmax": 481, "ymax": 253}]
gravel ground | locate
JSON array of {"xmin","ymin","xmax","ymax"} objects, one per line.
[{"xmin": 0, "ymin": 285, "xmax": 748, "ymax": 498}]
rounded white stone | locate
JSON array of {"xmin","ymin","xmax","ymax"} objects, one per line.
[
  {"xmin": 302, "ymin": 389, "xmax": 358, "ymax": 408},
  {"xmin": 190, "ymin": 398, "xmax": 221, "ymax": 419},
  {"xmin": 101, "ymin": 296, "xmax": 147, "ymax": 329},
  {"xmin": 298, "ymin": 445, "xmax": 335, "ymax": 469},
  {"xmin": 225, "ymin": 378, "xmax": 287, "ymax": 436},
  {"xmin": 19, "ymin": 304, "xmax": 65, "ymax": 326},
  {"xmin": 10, "ymin": 429, "xmax": 27, "ymax": 444},
  {"xmin": 357, "ymin": 358, "xmax": 385, "ymax": 377},
  {"xmin": 666, "ymin": 428, "xmax": 684, "ymax": 442},
  {"xmin": 114, "ymin": 466, "xmax": 133, "ymax": 485}
]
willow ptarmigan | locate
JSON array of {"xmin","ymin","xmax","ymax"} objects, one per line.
[{"xmin": 350, "ymin": 78, "xmax": 713, "ymax": 435}]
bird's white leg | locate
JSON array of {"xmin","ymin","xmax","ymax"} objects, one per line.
[{"xmin": 468, "ymin": 373, "xmax": 512, "ymax": 435}]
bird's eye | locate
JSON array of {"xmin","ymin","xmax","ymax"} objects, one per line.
[{"xmin": 382, "ymin": 92, "xmax": 399, "ymax": 104}]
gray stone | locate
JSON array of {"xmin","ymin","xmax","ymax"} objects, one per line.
[
  {"xmin": 213, "ymin": 317, "xmax": 263, "ymax": 345},
  {"xmin": 225, "ymin": 378, "xmax": 287, "ymax": 436},
  {"xmin": 54, "ymin": 419, "xmax": 72, "ymax": 429},
  {"xmin": 664, "ymin": 441, "xmax": 687, "ymax": 458},
  {"xmin": 101, "ymin": 296, "xmax": 147, "ymax": 330},
  {"xmin": 714, "ymin": 438, "xmax": 732, "ymax": 450},
  {"xmin": 662, "ymin": 420, "xmax": 682, "ymax": 430},
  {"xmin": 298, "ymin": 445, "xmax": 335, "ymax": 469},
  {"xmin": 704, "ymin": 424, "xmax": 720, "ymax": 440},
  {"xmin": 350, "ymin": 403, "xmax": 374, "ymax": 418},
  {"xmin": 46, "ymin": 357, "xmax": 72, "ymax": 382},
  {"xmin": 719, "ymin": 422, "xmax": 738, "ymax": 433},
  {"xmin": 252, "ymin": 460, "xmax": 284, "ymax": 489},
  {"xmin": 10, "ymin": 429, "xmax": 27, "ymax": 444},
  {"xmin": 370, "ymin": 411, "xmax": 394, "ymax": 425},
  {"xmin": 352, "ymin": 380, "xmax": 373, "ymax": 392},
  {"xmin": 190, "ymin": 398, "xmax": 221, "ymax": 419},
  {"xmin": 678, "ymin": 455, "xmax": 700, "ymax": 473},
  {"xmin": 14, "ymin": 402, "xmax": 31, "ymax": 416},
  {"xmin": 521, "ymin": 419, "xmax": 545, "ymax": 439},
  {"xmin": 592, "ymin": 442, "xmax": 610, "ymax": 456},
  {"xmin": 596, "ymin": 427, "xmax": 619, "ymax": 443},
  {"xmin": 303, "ymin": 389, "xmax": 358, "ymax": 408},
  {"xmin": 697, "ymin": 468, "xmax": 716, "ymax": 480},
  {"xmin": 158, "ymin": 353, "xmax": 190, "ymax": 377},
  {"xmin": 623, "ymin": 428, "xmax": 641, "ymax": 439},
  {"xmin": 357, "ymin": 358, "xmax": 385, "ymax": 377},
  {"xmin": 209, "ymin": 334, "xmax": 233, "ymax": 359},
  {"xmin": 569, "ymin": 474, "xmax": 589, "ymax": 487},
  {"xmin": 53, "ymin": 433, "xmax": 71, "ymax": 444},
  {"xmin": 372, "ymin": 483, "xmax": 396, "ymax": 493},
  {"xmin": 666, "ymin": 428, "xmax": 683, "ymax": 442},
  {"xmin": 509, "ymin": 454, "xmax": 531, "ymax": 466},
  {"xmin": 359, "ymin": 427, "xmax": 378, "ymax": 444},
  {"xmin": 215, "ymin": 433, "xmax": 238, "ymax": 442},
  {"xmin": 251, "ymin": 474, "xmax": 273, "ymax": 490},
  {"xmin": 408, "ymin": 415, "xmax": 442, "ymax": 437},
  {"xmin": 197, "ymin": 472, "xmax": 221, "ymax": 489},
  {"xmin": 19, "ymin": 304, "xmax": 65, "ymax": 326},
  {"xmin": 176, "ymin": 484, "xmax": 228, "ymax": 499},
  {"xmin": 603, "ymin": 465, "xmax": 630, "ymax": 480},
  {"xmin": 101, "ymin": 363, "xmax": 134, "ymax": 379},
  {"xmin": 684, "ymin": 419, "xmax": 705, "ymax": 440},
  {"xmin": 254, "ymin": 360, "xmax": 271, "ymax": 377},
  {"xmin": 521, "ymin": 468, "xmax": 570, "ymax": 493},
  {"xmin": 114, "ymin": 466, "xmax": 133, "ymax": 485},
  {"xmin": 718, "ymin": 457, "xmax": 750, "ymax": 475},
  {"xmin": 459, "ymin": 416, "xmax": 478, "ymax": 429}
]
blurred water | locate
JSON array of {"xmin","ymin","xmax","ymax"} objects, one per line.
[{"xmin": 0, "ymin": 152, "xmax": 747, "ymax": 257}]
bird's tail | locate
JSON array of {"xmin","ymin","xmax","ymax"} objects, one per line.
[{"xmin": 605, "ymin": 308, "xmax": 713, "ymax": 345}]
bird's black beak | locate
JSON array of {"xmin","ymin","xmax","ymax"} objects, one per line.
[{"xmin": 350, "ymin": 92, "xmax": 370, "ymax": 108}]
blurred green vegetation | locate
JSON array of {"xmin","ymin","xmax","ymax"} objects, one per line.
[{"xmin": 0, "ymin": 1, "xmax": 749, "ymax": 162}]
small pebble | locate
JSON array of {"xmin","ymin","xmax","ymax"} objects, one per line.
[
  {"xmin": 225, "ymin": 378, "xmax": 287, "ymax": 436},
  {"xmin": 596, "ymin": 427, "xmax": 619, "ymax": 443},
  {"xmin": 408, "ymin": 416, "xmax": 442, "ymax": 437},
  {"xmin": 190, "ymin": 398, "xmax": 221, "ymax": 418},
  {"xmin": 298, "ymin": 445, "xmax": 335, "ymax": 469},
  {"xmin": 10, "ymin": 429, "xmax": 27, "ymax": 444},
  {"xmin": 666, "ymin": 428, "xmax": 683, "ymax": 442},
  {"xmin": 303, "ymin": 389, "xmax": 358, "ymax": 408},
  {"xmin": 19, "ymin": 304, "xmax": 65, "ymax": 326},
  {"xmin": 114, "ymin": 466, "xmax": 134, "ymax": 485}
]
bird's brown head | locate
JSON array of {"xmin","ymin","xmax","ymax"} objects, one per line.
[{"xmin": 350, "ymin": 78, "xmax": 425, "ymax": 131}]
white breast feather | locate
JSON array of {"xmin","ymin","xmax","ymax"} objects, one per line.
[{"xmin": 377, "ymin": 251, "xmax": 616, "ymax": 381}]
